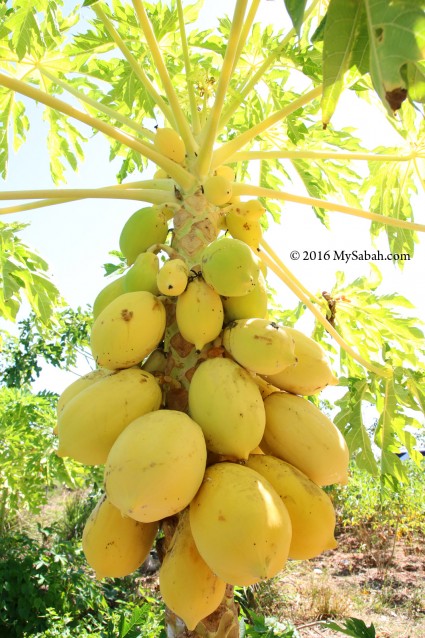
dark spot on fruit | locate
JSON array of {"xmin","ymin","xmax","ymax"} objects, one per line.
[{"xmin": 121, "ymin": 309, "xmax": 133, "ymax": 321}]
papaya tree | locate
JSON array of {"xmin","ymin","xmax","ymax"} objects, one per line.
[{"xmin": 1, "ymin": 1, "xmax": 425, "ymax": 636}]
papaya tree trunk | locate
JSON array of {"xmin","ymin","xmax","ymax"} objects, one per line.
[
  {"xmin": 158, "ymin": 192, "xmax": 240, "ymax": 637},
  {"xmin": 164, "ymin": 586, "xmax": 240, "ymax": 638}
]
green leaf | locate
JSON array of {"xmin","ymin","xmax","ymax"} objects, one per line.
[
  {"xmin": 365, "ymin": 0, "xmax": 425, "ymax": 113},
  {"xmin": 3, "ymin": 0, "xmax": 46, "ymax": 60},
  {"xmin": 324, "ymin": 617, "xmax": 376, "ymax": 638},
  {"xmin": 0, "ymin": 221, "xmax": 61, "ymax": 324},
  {"xmin": 283, "ymin": 0, "xmax": 308, "ymax": 36},
  {"xmin": 322, "ymin": 0, "xmax": 368, "ymax": 125},
  {"xmin": 334, "ymin": 379, "xmax": 379, "ymax": 475}
]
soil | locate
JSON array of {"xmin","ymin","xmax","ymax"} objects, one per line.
[{"xmin": 252, "ymin": 527, "xmax": 425, "ymax": 638}]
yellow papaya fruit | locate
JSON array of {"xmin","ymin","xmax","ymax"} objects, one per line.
[
  {"xmin": 93, "ymin": 276, "xmax": 125, "ymax": 320},
  {"xmin": 56, "ymin": 368, "xmax": 112, "ymax": 417},
  {"xmin": 90, "ymin": 291, "xmax": 166, "ymax": 370},
  {"xmin": 264, "ymin": 327, "xmax": 338, "ymax": 395},
  {"xmin": 176, "ymin": 277, "xmax": 223, "ymax": 351},
  {"xmin": 214, "ymin": 165, "xmax": 235, "ymax": 182},
  {"xmin": 123, "ymin": 252, "xmax": 159, "ymax": 295},
  {"xmin": 201, "ymin": 237, "xmax": 260, "ymax": 297},
  {"xmin": 159, "ymin": 509, "xmax": 226, "ymax": 631},
  {"xmin": 119, "ymin": 206, "xmax": 169, "ymax": 266},
  {"xmin": 56, "ymin": 368, "xmax": 162, "ymax": 465},
  {"xmin": 154, "ymin": 127, "xmax": 186, "ymax": 164},
  {"xmin": 105, "ymin": 409, "xmax": 207, "ymax": 522},
  {"xmin": 262, "ymin": 392, "xmax": 349, "ymax": 486},
  {"xmin": 190, "ymin": 463, "xmax": 292, "ymax": 586},
  {"xmin": 188, "ymin": 357, "xmax": 265, "ymax": 459},
  {"xmin": 157, "ymin": 258, "xmax": 189, "ymax": 296},
  {"xmin": 222, "ymin": 318, "xmax": 296, "ymax": 376},
  {"xmin": 228, "ymin": 199, "xmax": 265, "ymax": 220},
  {"xmin": 225, "ymin": 211, "xmax": 262, "ymax": 250},
  {"xmin": 203, "ymin": 175, "xmax": 233, "ymax": 206},
  {"xmin": 246, "ymin": 454, "xmax": 337, "ymax": 560},
  {"xmin": 82, "ymin": 494, "xmax": 158, "ymax": 579},
  {"xmin": 222, "ymin": 271, "xmax": 268, "ymax": 321}
]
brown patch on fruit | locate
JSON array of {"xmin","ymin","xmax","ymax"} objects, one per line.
[{"xmin": 121, "ymin": 309, "xmax": 133, "ymax": 321}]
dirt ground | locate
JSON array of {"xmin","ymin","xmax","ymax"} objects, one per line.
[{"xmin": 262, "ymin": 528, "xmax": 425, "ymax": 638}]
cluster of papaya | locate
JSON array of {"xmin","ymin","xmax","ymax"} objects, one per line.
[{"xmin": 55, "ymin": 127, "xmax": 349, "ymax": 632}]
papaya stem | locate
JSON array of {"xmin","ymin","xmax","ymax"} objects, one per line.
[
  {"xmin": 176, "ymin": 0, "xmax": 201, "ymax": 136},
  {"xmin": 0, "ymin": 179, "xmax": 177, "ymax": 216},
  {"xmin": 212, "ymin": 86, "xmax": 322, "ymax": 169},
  {"xmin": 38, "ymin": 66, "xmax": 155, "ymax": 142},
  {"xmin": 195, "ymin": 0, "xmax": 249, "ymax": 178},
  {"xmin": 0, "ymin": 188, "xmax": 176, "ymax": 209},
  {"xmin": 258, "ymin": 244, "xmax": 393, "ymax": 378},
  {"xmin": 232, "ymin": 182, "xmax": 425, "ymax": 233},
  {"xmin": 218, "ymin": 0, "xmax": 320, "ymax": 131},
  {"xmin": 131, "ymin": 0, "xmax": 197, "ymax": 154},
  {"xmin": 91, "ymin": 4, "xmax": 176, "ymax": 128},
  {"xmin": 230, "ymin": 0, "xmax": 261, "ymax": 76},
  {"xmin": 0, "ymin": 71, "xmax": 195, "ymax": 191},
  {"xmin": 232, "ymin": 149, "xmax": 420, "ymax": 163}
]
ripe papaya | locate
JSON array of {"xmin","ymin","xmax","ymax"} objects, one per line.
[
  {"xmin": 176, "ymin": 276, "xmax": 223, "ymax": 351},
  {"xmin": 214, "ymin": 165, "xmax": 235, "ymax": 182},
  {"xmin": 93, "ymin": 276, "xmax": 125, "ymax": 320},
  {"xmin": 82, "ymin": 494, "xmax": 158, "ymax": 580},
  {"xmin": 227, "ymin": 199, "xmax": 265, "ymax": 220},
  {"xmin": 123, "ymin": 252, "xmax": 159, "ymax": 295},
  {"xmin": 188, "ymin": 357, "xmax": 265, "ymax": 459},
  {"xmin": 159, "ymin": 509, "xmax": 226, "ymax": 631},
  {"xmin": 56, "ymin": 368, "xmax": 112, "ymax": 417},
  {"xmin": 157, "ymin": 258, "xmax": 189, "ymax": 296},
  {"xmin": 56, "ymin": 368, "xmax": 162, "ymax": 465},
  {"xmin": 154, "ymin": 127, "xmax": 186, "ymax": 164},
  {"xmin": 225, "ymin": 211, "xmax": 262, "ymax": 250},
  {"xmin": 190, "ymin": 462, "xmax": 292, "ymax": 586},
  {"xmin": 105, "ymin": 410, "xmax": 207, "ymax": 522},
  {"xmin": 264, "ymin": 327, "xmax": 338, "ymax": 395},
  {"xmin": 222, "ymin": 271, "xmax": 268, "ymax": 321},
  {"xmin": 90, "ymin": 291, "xmax": 166, "ymax": 370},
  {"xmin": 246, "ymin": 455, "xmax": 337, "ymax": 560},
  {"xmin": 201, "ymin": 237, "xmax": 260, "ymax": 297},
  {"xmin": 119, "ymin": 206, "xmax": 169, "ymax": 266},
  {"xmin": 262, "ymin": 392, "xmax": 349, "ymax": 486},
  {"xmin": 222, "ymin": 318, "xmax": 296, "ymax": 376},
  {"xmin": 203, "ymin": 175, "xmax": 233, "ymax": 206}
]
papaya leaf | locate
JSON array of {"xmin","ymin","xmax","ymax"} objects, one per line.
[
  {"xmin": 2, "ymin": 0, "xmax": 45, "ymax": 60},
  {"xmin": 322, "ymin": 0, "xmax": 369, "ymax": 125},
  {"xmin": 0, "ymin": 222, "xmax": 61, "ymax": 324},
  {"xmin": 373, "ymin": 376, "xmax": 409, "ymax": 482},
  {"xmin": 364, "ymin": 0, "xmax": 425, "ymax": 113},
  {"xmin": 334, "ymin": 378, "xmax": 378, "ymax": 475},
  {"xmin": 283, "ymin": 0, "xmax": 308, "ymax": 36},
  {"xmin": 364, "ymin": 153, "xmax": 419, "ymax": 260},
  {"xmin": 0, "ymin": 89, "xmax": 30, "ymax": 178}
]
